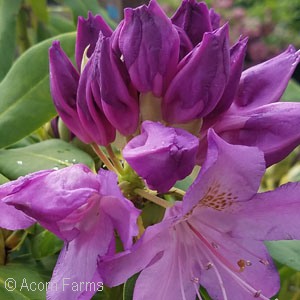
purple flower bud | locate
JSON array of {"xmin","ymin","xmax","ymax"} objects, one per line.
[
  {"xmin": 209, "ymin": 8, "xmax": 221, "ymax": 30},
  {"xmin": 99, "ymin": 34, "xmax": 139, "ymax": 136},
  {"xmin": 163, "ymin": 24, "xmax": 230, "ymax": 124},
  {"xmin": 76, "ymin": 12, "xmax": 112, "ymax": 72},
  {"xmin": 207, "ymin": 36, "xmax": 248, "ymax": 117},
  {"xmin": 171, "ymin": 0, "xmax": 212, "ymax": 47},
  {"xmin": 77, "ymin": 37, "xmax": 116, "ymax": 146},
  {"xmin": 49, "ymin": 41, "xmax": 93, "ymax": 144},
  {"xmin": 118, "ymin": 0, "xmax": 180, "ymax": 96},
  {"xmin": 123, "ymin": 121, "xmax": 199, "ymax": 193},
  {"xmin": 235, "ymin": 45, "xmax": 300, "ymax": 109}
]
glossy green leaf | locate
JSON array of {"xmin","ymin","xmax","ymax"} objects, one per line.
[
  {"xmin": 0, "ymin": 32, "xmax": 76, "ymax": 149},
  {"xmin": 0, "ymin": 255, "xmax": 50, "ymax": 300},
  {"xmin": 266, "ymin": 240, "xmax": 300, "ymax": 271},
  {"xmin": 31, "ymin": 230, "xmax": 63, "ymax": 260},
  {"xmin": 282, "ymin": 79, "xmax": 300, "ymax": 102},
  {"xmin": 0, "ymin": 0, "xmax": 22, "ymax": 80},
  {"xmin": 0, "ymin": 139, "xmax": 95, "ymax": 179},
  {"xmin": 123, "ymin": 273, "xmax": 139, "ymax": 300}
]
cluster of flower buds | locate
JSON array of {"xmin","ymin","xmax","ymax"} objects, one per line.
[{"xmin": 49, "ymin": 0, "xmax": 300, "ymax": 193}]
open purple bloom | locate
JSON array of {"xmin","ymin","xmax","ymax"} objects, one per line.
[
  {"xmin": 0, "ymin": 164, "xmax": 140, "ymax": 300},
  {"xmin": 123, "ymin": 121, "xmax": 199, "ymax": 193},
  {"xmin": 99, "ymin": 130, "xmax": 300, "ymax": 300},
  {"xmin": 118, "ymin": 0, "xmax": 180, "ymax": 96}
]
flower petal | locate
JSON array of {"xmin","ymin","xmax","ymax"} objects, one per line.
[
  {"xmin": 184, "ymin": 129, "xmax": 265, "ymax": 213},
  {"xmin": 123, "ymin": 121, "xmax": 199, "ymax": 193},
  {"xmin": 4, "ymin": 165, "xmax": 99, "ymax": 239},
  {"xmin": 234, "ymin": 45, "xmax": 300, "ymax": 109},
  {"xmin": 208, "ymin": 102, "xmax": 300, "ymax": 166},
  {"xmin": 77, "ymin": 36, "xmax": 116, "ymax": 146},
  {"xmin": 49, "ymin": 42, "xmax": 91, "ymax": 143},
  {"xmin": 99, "ymin": 34, "xmax": 139, "ymax": 135},
  {"xmin": 47, "ymin": 211, "xmax": 112, "ymax": 300},
  {"xmin": 98, "ymin": 170, "xmax": 140, "ymax": 249},
  {"xmin": 75, "ymin": 12, "xmax": 112, "ymax": 72},
  {"xmin": 171, "ymin": 0, "xmax": 212, "ymax": 46},
  {"xmin": 163, "ymin": 24, "xmax": 230, "ymax": 123},
  {"xmin": 99, "ymin": 220, "xmax": 171, "ymax": 287},
  {"xmin": 232, "ymin": 182, "xmax": 300, "ymax": 241},
  {"xmin": 119, "ymin": 0, "xmax": 180, "ymax": 96}
]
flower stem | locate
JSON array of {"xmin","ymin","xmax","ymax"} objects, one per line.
[
  {"xmin": 170, "ymin": 187, "xmax": 186, "ymax": 197},
  {"xmin": 134, "ymin": 188, "xmax": 173, "ymax": 209},
  {"xmin": 91, "ymin": 143, "xmax": 117, "ymax": 173},
  {"xmin": 106, "ymin": 144, "xmax": 124, "ymax": 175}
]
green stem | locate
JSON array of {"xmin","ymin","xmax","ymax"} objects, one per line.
[
  {"xmin": 91, "ymin": 143, "xmax": 117, "ymax": 173},
  {"xmin": 106, "ymin": 144, "xmax": 124, "ymax": 175},
  {"xmin": 134, "ymin": 188, "xmax": 173, "ymax": 209}
]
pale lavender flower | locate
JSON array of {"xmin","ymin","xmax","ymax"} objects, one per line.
[
  {"xmin": 99, "ymin": 130, "xmax": 300, "ymax": 300},
  {"xmin": 0, "ymin": 164, "xmax": 140, "ymax": 300}
]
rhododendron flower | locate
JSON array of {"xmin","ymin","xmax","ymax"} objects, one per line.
[
  {"xmin": 198, "ymin": 45, "xmax": 300, "ymax": 166},
  {"xmin": 99, "ymin": 130, "xmax": 300, "ymax": 300},
  {"xmin": 123, "ymin": 121, "xmax": 199, "ymax": 192},
  {"xmin": 0, "ymin": 164, "xmax": 139, "ymax": 300}
]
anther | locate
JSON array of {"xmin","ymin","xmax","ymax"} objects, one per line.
[
  {"xmin": 205, "ymin": 262, "xmax": 214, "ymax": 270},
  {"xmin": 254, "ymin": 290, "xmax": 261, "ymax": 298},
  {"xmin": 237, "ymin": 259, "xmax": 246, "ymax": 271},
  {"xmin": 211, "ymin": 242, "xmax": 219, "ymax": 249},
  {"xmin": 191, "ymin": 277, "xmax": 199, "ymax": 284},
  {"xmin": 259, "ymin": 259, "xmax": 269, "ymax": 266}
]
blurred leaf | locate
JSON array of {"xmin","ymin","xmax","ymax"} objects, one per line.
[
  {"xmin": 48, "ymin": 14, "xmax": 76, "ymax": 35},
  {"xmin": 63, "ymin": 0, "xmax": 116, "ymax": 28},
  {"xmin": 280, "ymin": 164, "xmax": 300, "ymax": 184},
  {"xmin": 0, "ymin": 32, "xmax": 76, "ymax": 149},
  {"xmin": 141, "ymin": 202, "xmax": 164, "ymax": 228},
  {"xmin": 31, "ymin": 230, "xmax": 63, "ymax": 260},
  {"xmin": 282, "ymin": 79, "xmax": 300, "ymax": 102},
  {"xmin": 0, "ymin": 174, "xmax": 9, "ymax": 184},
  {"xmin": 0, "ymin": 139, "xmax": 95, "ymax": 179},
  {"xmin": 266, "ymin": 240, "xmax": 300, "ymax": 271},
  {"xmin": 0, "ymin": 0, "xmax": 23, "ymax": 80},
  {"xmin": 123, "ymin": 273, "xmax": 139, "ymax": 300},
  {"xmin": 28, "ymin": 0, "xmax": 48, "ymax": 22}
]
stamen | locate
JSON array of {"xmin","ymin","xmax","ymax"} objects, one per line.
[
  {"xmin": 206, "ymin": 262, "xmax": 214, "ymax": 270},
  {"xmin": 187, "ymin": 221, "xmax": 241, "ymax": 273}
]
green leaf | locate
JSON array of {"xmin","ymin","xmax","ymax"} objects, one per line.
[
  {"xmin": 63, "ymin": 0, "xmax": 116, "ymax": 28},
  {"xmin": 266, "ymin": 240, "xmax": 300, "ymax": 271},
  {"xmin": 0, "ymin": 139, "xmax": 95, "ymax": 179},
  {"xmin": 282, "ymin": 79, "xmax": 300, "ymax": 102},
  {"xmin": 123, "ymin": 273, "xmax": 139, "ymax": 300},
  {"xmin": 28, "ymin": 0, "xmax": 48, "ymax": 22},
  {"xmin": 0, "ymin": 173, "xmax": 9, "ymax": 184},
  {"xmin": 0, "ymin": 0, "xmax": 23, "ymax": 80},
  {"xmin": 0, "ymin": 32, "xmax": 76, "ymax": 149},
  {"xmin": 0, "ymin": 255, "xmax": 50, "ymax": 300},
  {"xmin": 31, "ymin": 230, "xmax": 63, "ymax": 260}
]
